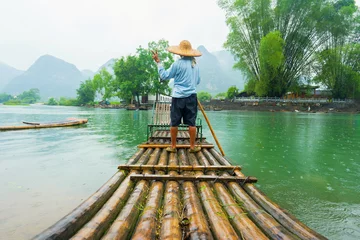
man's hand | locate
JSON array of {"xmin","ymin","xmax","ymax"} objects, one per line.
[{"xmin": 151, "ymin": 50, "xmax": 160, "ymax": 63}]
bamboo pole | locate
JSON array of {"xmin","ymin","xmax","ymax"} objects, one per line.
[
  {"xmin": 197, "ymin": 99, "xmax": 226, "ymax": 156},
  {"xmin": 177, "ymin": 147, "xmax": 214, "ymax": 239},
  {"xmin": 138, "ymin": 143, "xmax": 214, "ymax": 148},
  {"xmin": 101, "ymin": 148, "xmax": 159, "ymax": 240},
  {"xmin": 130, "ymin": 174, "xmax": 257, "ymax": 183},
  {"xmin": 187, "ymin": 152, "xmax": 239, "ymax": 239},
  {"xmin": 209, "ymin": 149, "xmax": 327, "ymax": 240},
  {"xmin": 198, "ymin": 150, "xmax": 269, "ymax": 239},
  {"xmin": 69, "ymin": 149, "xmax": 153, "ymax": 240},
  {"xmin": 117, "ymin": 165, "xmax": 241, "ymax": 171},
  {"xmin": 203, "ymin": 149, "xmax": 296, "ymax": 240},
  {"xmin": 160, "ymin": 149, "xmax": 182, "ymax": 239},
  {"xmin": 131, "ymin": 148, "xmax": 167, "ymax": 239},
  {"xmin": 33, "ymin": 149, "xmax": 145, "ymax": 240}
]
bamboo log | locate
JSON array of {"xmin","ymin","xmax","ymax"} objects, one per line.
[
  {"xmin": 177, "ymin": 148, "xmax": 214, "ymax": 239},
  {"xmin": 203, "ymin": 149, "xmax": 296, "ymax": 240},
  {"xmin": 131, "ymin": 148, "xmax": 167, "ymax": 239},
  {"xmin": 187, "ymin": 153, "xmax": 239, "ymax": 239},
  {"xmin": 33, "ymin": 149, "xmax": 144, "ymax": 240},
  {"xmin": 197, "ymin": 151, "xmax": 269, "ymax": 239},
  {"xmin": 130, "ymin": 174, "xmax": 257, "ymax": 183},
  {"xmin": 69, "ymin": 149, "xmax": 152, "ymax": 240},
  {"xmin": 209, "ymin": 149, "xmax": 327, "ymax": 240},
  {"xmin": 117, "ymin": 165, "xmax": 241, "ymax": 172},
  {"xmin": 160, "ymin": 149, "xmax": 182, "ymax": 239},
  {"xmin": 138, "ymin": 144, "xmax": 214, "ymax": 148},
  {"xmin": 101, "ymin": 148, "xmax": 158, "ymax": 240}
]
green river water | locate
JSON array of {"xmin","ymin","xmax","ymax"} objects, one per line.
[{"xmin": 0, "ymin": 105, "xmax": 359, "ymax": 239}]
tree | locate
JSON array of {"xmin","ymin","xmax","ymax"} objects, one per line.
[
  {"xmin": 198, "ymin": 91, "xmax": 212, "ymax": 102},
  {"xmin": 218, "ymin": 0, "xmax": 360, "ymax": 97},
  {"xmin": 0, "ymin": 93, "xmax": 12, "ymax": 103},
  {"xmin": 113, "ymin": 55, "xmax": 149, "ymax": 107},
  {"xmin": 314, "ymin": 43, "xmax": 360, "ymax": 98},
  {"xmin": 92, "ymin": 68, "xmax": 114, "ymax": 101},
  {"xmin": 136, "ymin": 39, "xmax": 174, "ymax": 100},
  {"xmin": 77, "ymin": 80, "xmax": 95, "ymax": 105},
  {"xmin": 215, "ymin": 92, "xmax": 227, "ymax": 100},
  {"xmin": 17, "ymin": 88, "xmax": 41, "ymax": 103},
  {"xmin": 227, "ymin": 86, "xmax": 239, "ymax": 99},
  {"xmin": 47, "ymin": 97, "xmax": 58, "ymax": 105}
]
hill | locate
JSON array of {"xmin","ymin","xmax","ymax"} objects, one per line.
[
  {"xmin": 0, "ymin": 62, "xmax": 23, "ymax": 92},
  {"xmin": 196, "ymin": 46, "xmax": 245, "ymax": 94},
  {"xmin": 3, "ymin": 55, "xmax": 85, "ymax": 99}
]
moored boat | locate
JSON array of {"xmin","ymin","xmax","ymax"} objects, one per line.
[{"xmin": 0, "ymin": 118, "xmax": 88, "ymax": 131}]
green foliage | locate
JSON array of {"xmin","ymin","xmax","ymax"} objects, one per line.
[
  {"xmin": 59, "ymin": 97, "xmax": 78, "ymax": 106},
  {"xmin": 92, "ymin": 69, "xmax": 114, "ymax": 101},
  {"xmin": 218, "ymin": 0, "xmax": 360, "ymax": 98},
  {"xmin": 47, "ymin": 97, "xmax": 58, "ymax": 105},
  {"xmin": 227, "ymin": 86, "xmax": 239, "ymax": 99},
  {"xmin": 257, "ymin": 31, "xmax": 285, "ymax": 96},
  {"xmin": 0, "ymin": 93, "xmax": 12, "ymax": 103},
  {"xmin": 17, "ymin": 88, "xmax": 41, "ymax": 104},
  {"xmin": 215, "ymin": 92, "xmax": 227, "ymax": 100},
  {"xmin": 136, "ymin": 39, "xmax": 174, "ymax": 99},
  {"xmin": 77, "ymin": 80, "xmax": 95, "ymax": 105},
  {"xmin": 113, "ymin": 55, "xmax": 146, "ymax": 106},
  {"xmin": 3, "ymin": 99, "xmax": 24, "ymax": 105},
  {"xmin": 197, "ymin": 91, "xmax": 212, "ymax": 102},
  {"xmin": 314, "ymin": 43, "xmax": 360, "ymax": 98}
]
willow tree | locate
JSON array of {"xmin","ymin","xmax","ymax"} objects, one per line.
[{"xmin": 218, "ymin": 0, "xmax": 329, "ymax": 96}]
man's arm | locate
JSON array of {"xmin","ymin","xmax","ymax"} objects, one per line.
[{"xmin": 152, "ymin": 50, "xmax": 177, "ymax": 81}]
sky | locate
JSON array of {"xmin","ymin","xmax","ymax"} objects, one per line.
[
  {"xmin": 0, "ymin": 0, "xmax": 229, "ymax": 72},
  {"xmin": 1, "ymin": 0, "xmax": 359, "ymax": 72}
]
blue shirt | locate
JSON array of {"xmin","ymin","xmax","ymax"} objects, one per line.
[{"xmin": 158, "ymin": 57, "xmax": 200, "ymax": 98}]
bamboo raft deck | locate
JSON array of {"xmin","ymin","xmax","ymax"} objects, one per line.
[
  {"xmin": 0, "ymin": 119, "xmax": 88, "ymax": 131},
  {"xmin": 34, "ymin": 130, "xmax": 327, "ymax": 240}
]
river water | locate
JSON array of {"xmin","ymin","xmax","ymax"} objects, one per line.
[{"xmin": 0, "ymin": 105, "xmax": 359, "ymax": 239}]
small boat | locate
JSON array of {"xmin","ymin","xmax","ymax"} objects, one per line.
[{"xmin": 0, "ymin": 118, "xmax": 88, "ymax": 131}]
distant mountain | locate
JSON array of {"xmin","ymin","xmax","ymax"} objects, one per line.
[
  {"xmin": 81, "ymin": 69, "xmax": 95, "ymax": 79},
  {"xmin": 196, "ymin": 46, "xmax": 245, "ymax": 94},
  {"xmin": 97, "ymin": 58, "xmax": 116, "ymax": 75},
  {"xmin": 0, "ymin": 62, "xmax": 23, "ymax": 92},
  {"xmin": 3, "ymin": 55, "xmax": 85, "ymax": 99}
]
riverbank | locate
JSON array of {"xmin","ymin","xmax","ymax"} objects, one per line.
[
  {"xmin": 201, "ymin": 100, "xmax": 360, "ymax": 113},
  {"xmin": 88, "ymin": 100, "xmax": 360, "ymax": 113}
]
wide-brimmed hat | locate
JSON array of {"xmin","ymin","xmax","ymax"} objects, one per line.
[{"xmin": 167, "ymin": 40, "xmax": 202, "ymax": 57}]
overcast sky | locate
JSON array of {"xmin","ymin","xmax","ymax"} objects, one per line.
[
  {"xmin": 1, "ymin": 0, "xmax": 359, "ymax": 72},
  {"xmin": 0, "ymin": 0, "xmax": 229, "ymax": 71}
]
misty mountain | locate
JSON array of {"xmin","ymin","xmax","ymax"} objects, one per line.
[
  {"xmin": 0, "ymin": 62, "xmax": 23, "ymax": 92},
  {"xmin": 97, "ymin": 58, "xmax": 116, "ymax": 74},
  {"xmin": 197, "ymin": 46, "xmax": 245, "ymax": 94},
  {"xmin": 3, "ymin": 55, "xmax": 85, "ymax": 99},
  {"xmin": 81, "ymin": 69, "xmax": 95, "ymax": 79}
]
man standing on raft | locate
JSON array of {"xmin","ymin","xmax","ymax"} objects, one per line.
[{"xmin": 152, "ymin": 40, "xmax": 202, "ymax": 153}]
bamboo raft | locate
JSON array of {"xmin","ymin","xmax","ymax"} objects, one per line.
[
  {"xmin": 34, "ymin": 97, "xmax": 326, "ymax": 239},
  {"xmin": 0, "ymin": 118, "xmax": 88, "ymax": 131}
]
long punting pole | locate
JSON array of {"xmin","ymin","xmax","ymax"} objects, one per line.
[{"xmin": 197, "ymin": 99, "xmax": 226, "ymax": 156}]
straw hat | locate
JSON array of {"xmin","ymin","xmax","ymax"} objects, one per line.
[{"xmin": 167, "ymin": 40, "xmax": 202, "ymax": 57}]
